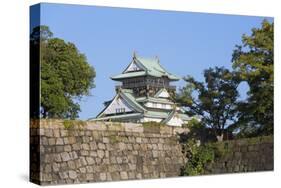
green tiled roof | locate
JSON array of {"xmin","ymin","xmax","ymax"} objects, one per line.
[
  {"xmin": 111, "ymin": 71, "xmax": 147, "ymax": 80},
  {"xmin": 161, "ymin": 110, "xmax": 176, "ymax": 124},
  {"xmin": 119, "ymin": 89, "xmax": 147, "ymax": 112},
  {"xmin": 144, "ymin": 110, "xmax": 170, "ymax": 118},
  {"xmin": 89, "ymin": 113, "xmax": 142, "ymax": 121},
  {"xmin": 89, "ymin": 87, "xmax": 190, "ymax": 123},
  {"xmin": 111, "ymin": 55, "xmax": 180, "ymax": 81},
  {"xmin": 178, "ymin": 113, "xmax": 191, "ymax": 121},
  {"xmin": 136, "ymin": 96, "xmax": 174, "ymax": 104}
]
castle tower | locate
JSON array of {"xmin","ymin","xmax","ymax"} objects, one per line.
[
  {"xmin": 111, "ymin": 53, "xmax": 179, "ymax": 97},
  {"xmin": 89, "ymin": 53, "xmax": 191, "ymax": 127}
]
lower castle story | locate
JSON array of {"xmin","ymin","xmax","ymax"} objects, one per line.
[{"xmin": 89, "ymin": 54, "xmax": 192, "ymax": 127}]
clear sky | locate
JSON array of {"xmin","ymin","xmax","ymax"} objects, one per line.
[{"xmin": 35, "ymin": 3, "xmax": 273, "ymax": 120}]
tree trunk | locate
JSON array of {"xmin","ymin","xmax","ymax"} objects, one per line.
[{"xmin": 216, "ymin": 134, "xmax": 224, "ymax": 142}]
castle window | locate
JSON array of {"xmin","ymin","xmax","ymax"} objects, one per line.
[
  {"xmin": 161, "ymin": 104, "xmax": 166, "ymax": 109},
  {"xmin": 116, "ymin": 108, "xmax": 125, "ymax": 113}
]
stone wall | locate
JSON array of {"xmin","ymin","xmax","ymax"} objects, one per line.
[
  {"xmin": 204, "ymin": 136, "xmax": 274, "ymax": 174},
  {"xmin": 30, "ymin": 120, "xmax": 189, "ymax": 185}
]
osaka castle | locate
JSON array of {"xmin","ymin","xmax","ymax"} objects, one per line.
[{"xmin": 89, "ymin": 53, "xmax": 191, "ymax": 127}]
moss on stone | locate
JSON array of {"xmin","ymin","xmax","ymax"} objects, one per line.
[
  {"xmin": 246, "ymin": 137, "xmax": 261, "ymax": 145},
  {"xmin": 109, "ymin": 135, "xmax": 121, "ymax": 143},
  {"xmin": 63, "ymin": 120, "xmax": 86, "ymax": 129},
  {"xmin": 143, "ymin": 121, "xmax": 163, "ymax": 133}
]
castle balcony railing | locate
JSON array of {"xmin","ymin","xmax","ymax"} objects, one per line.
[{"xmin": 115, "ymin": 82, "xmax": 176, "ymax": 90}]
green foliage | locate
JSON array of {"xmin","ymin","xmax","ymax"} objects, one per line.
[
  {"xmin": 184, "ymin": 118, "xmax": 217, "ymax": 143},
  {"xmin": 212, "ymin": 141, "xmax": 231, "ymax": 158},
  {"xmin": 181, "ymin": 139, "xmax": 215, "ymax": 176},
  {"xmin": 143, "ymin": 121, "xmax": 163, "ymax": 133},
  {"xmin": 63, "ymin": 120, "xmax": 75, "ymax": 129},
  {"xmin": 30, "ymin": 25, "xmax": 96, "ymax": 119},
  {"xmin": 186, "ymin": 118, "xmax": 201, "ymax": 128},
  {"xmin": 63, "ymin": 119, "xmax": 86, "ymax": 129},
  {"xmin": 177, "ymin": 67, "xmax": 240, "ymax": 141},
  {"xmin": 231, "ymin": 20, "xmax": 273, "ymax": 137},
  {"xmin": 109, "ymin": 135, "xmax": 121, "ymax": 143}
]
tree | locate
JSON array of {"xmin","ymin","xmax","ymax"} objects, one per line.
[
  {"xmin": 30, "ymin": 26, "xmax": 96, "ymax": 119},
  {"xmin": 177, "ymin": 67, "xmax": 240, "ymax": 141},
  {"xmin": 231, "ymin": 20, "xmax": 273, "ymax": 136}
]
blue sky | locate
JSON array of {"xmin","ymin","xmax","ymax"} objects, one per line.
[{"xmin": 33, "ymin": 3, "xmax": 273, "ymax": 120}]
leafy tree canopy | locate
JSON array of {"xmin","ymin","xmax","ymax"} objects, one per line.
[
  {"xmin": 177, "ymin": 67, "xmax": 240, "ymax": 141},
  {"xmin": 231, "ymin": 20, "xmax": 273, "ymax": 136},
  {"xmin": 30, "ymin": 25, "xmax": 96, "ymax": 119}
]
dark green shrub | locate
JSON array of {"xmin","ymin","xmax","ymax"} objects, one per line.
[{"xmin": 181, "ymin": 139, "xmax": 215, "ymax": 176}]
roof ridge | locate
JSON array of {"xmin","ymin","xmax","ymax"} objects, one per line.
[
  {"xmin": 119, "ymin": 89, "xmax": 146, "ymax": 112},
  {"xmin": 111, "ymin": 54, "xmax": 180, "ymax": 81},
  {"xmin": 161, "ymin": 110, "xmax": 177, "ymax": 124}
]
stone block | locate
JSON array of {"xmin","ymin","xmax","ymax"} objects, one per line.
[
  {"xmin": 86, "ymin": 157, "xmax": 95, "ymax": 165},
  {"xmin": 64, "ymin": 145, "xmax": 72, "ymax": 152},
  {"xmin": 52, "ymin": 163, "xmax": 60, "ymax": 172},
  {"xmin": 79, "ymin": 167, "xmax": 86, "ymax": 173},
  {"xmin": 54, "ymin": 154, "xmax": 62, "ymax": 162},
  {"xmin": 119, "ymin": 142, "xmax": 127, "ymax": 150},
  {"xmin": 74, "ymin": 159, "xmax": 82, "ymax": 168},
  {"xmin": 63, "ymin": 137, "xmax": 69, "ymax": 145},
  {"xmin": 96, "ymin": 158, "xmax": 102, "ymax": 164},
  {"xmin": 86, "ymin": 173, "xmax": 94, "ymax": 180},
  {"xmin": 136, "ymin": 173, "xmax": 142, "ymax": 179},
  {"xmin": 69, "ymin": 170, "xmax": 77, "ymax": 179},
  {"xmin": 97, "ymin": 150, "xmax": 105, "ymax": 158},
  {"xmin": 69, "ymin": 151, "xmax": 78, "ymax": 159},
  {"xmin": 56, "ymin": 138, "xmax": 64, "ymax": 145},
  {"xmin": 152, "ymin": 150, "xmax": 159, "ymax": 158},
  {"xmin": 116, "ymin": 157, "xmax": 123, "ymax": 164},
  {"xmin": 100, "ymin": 172, "xmax": 107, "ymax": 181},
  {"xmin": 45, "ymin": 129, "xmax": 53, "ymax": 137},
  {"xmin": 122, "ymin": 123, "xmax": 142, "ymax": 132},
  {"xmin": 56, "ymin": 146, "xmax": 64, "ymax": 153},
  {"xmin": 90, "ymin": 151, "xmax": 97, "ymax": 157},
  {"xmin": 120, "ymin": 171, "xmax": 128, "ymax": 180},
  {"xmin": 98, "ymin": 143, "xmax": 106, "ymax": 150},
  {"xmin": 53, "ymin": 130, "xmax": 60, "ymax": 137},
  {"xmin": 87, "ymin": 123, "xmax": 107, "ymax": 131},
  {"xmin": 45, "ymin": 164, "xmax": 52, "ymax": 173},
  {"xmin": 81, "ymin": 143, "xmax": 90, "ymax": 150},
  {"xmin": 129, "ymin": 164, "xmax": 137, "ymax": 171},
  {"xmin": 68, "ymin": 137, "xmax": 76, "ymax": 144},
  {"xmin": 128, "ymin": 171, "xmax": 135, "ymax": 179},
  {"xmin": 82, "ymin": 136, "xmax": 90, "ymax": 143},
  {"xmin": 79, "ymin": 157, "xmax": 87, "ymax": 166},
  {"xmin": 105, "ymin": 150, "xmax": 109, "ymax": 158},
  {"xmin": 111, "ymin": 172, "xmax": 120, "ymax": 181},
  {"xmin": 60, "ymin": 130, "xmax": 68, "ymax": 137},
  {"xmin": 61, "ymin": 152, "xmax": 71, "ymax": 162},
  {"xmin": 72, "ymin": 143, "xmax": 80, "ymax": 151},
  {"xmin": 48, "ymin": 138, "xmax": 56, "ymax": 145},
  {"xmin": 89, "ymin": 142, "xmax": 97, "ymax": 150},
  {"xmin": 59, "ymin": 172, "xmax": 68, "ymax": 179},
  {"xmin": 41, "ymin": 137, "xmax": 48, "ymax": 145},
  {"xmin": 86, "ymin": 166, "xmax": 94, "ymax": 173},
  {"xmin": 80, "ymin": 150, "xmax": 89, "ymax": 156},
  {"xmin": 136, "ymin": 137, "xmax": 142, "ymax": 143},
  {"xmin": 103, "ymin": 137, "xmax": 110, "ymax": 143}
]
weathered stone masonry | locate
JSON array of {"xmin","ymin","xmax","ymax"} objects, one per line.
[
  {"xmin": 30, "ymin": 120, "xmax": 273, "ymax": 185},
  {"xmin": 204, "ymin": 136, "xmax": 273, "ymax": 174},
  {"xmin": 30, "ymin": 120, "xmax": 189, "ymax": 185}
]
